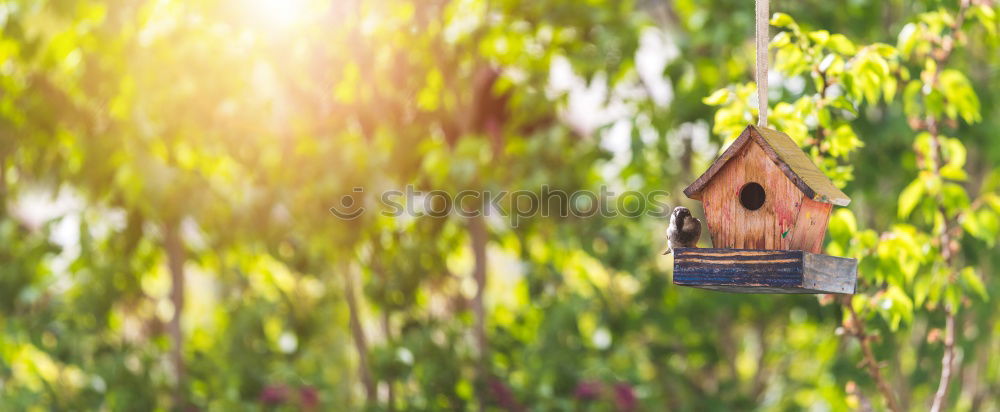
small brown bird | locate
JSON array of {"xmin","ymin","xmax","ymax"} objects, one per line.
[{"xmin": 663, "ymin": 206, "xmax": 701, "ymax": 255}]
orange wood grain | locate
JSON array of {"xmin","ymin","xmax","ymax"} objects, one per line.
[
  {"xmin": 787, "ymin": 197, "xmax": 832, "ymax": 253},
  {"xmin": 701, "ymin": 141, "xmax": 802, "ymax": 250}
]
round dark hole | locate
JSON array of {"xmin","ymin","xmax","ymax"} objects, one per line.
[{"xmin": 739, "ymin": 182, "xmax": 766, "ymax": 211}]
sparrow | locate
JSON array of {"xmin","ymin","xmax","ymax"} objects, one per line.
[{"xmin": 663, "ymin": 206, "xmax": 701, "ymax": 255}]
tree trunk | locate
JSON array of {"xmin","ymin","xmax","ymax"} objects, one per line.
[
  {"xmin": 382, "ymin": 309, "xmax": 396, "ymax": 411},
  {"xmin": 344, "ymin": 264, "xmax": 376, "ymax": 403},
  {"xmin": 163, "ymin": 220, "xmax": 186, "ymax": 409},
  {"xmin": 468, "ymin": 215, "xmax": 489, "ymax": 411},
  {"xmin": 0, "ymin": 156, "xmax": 7, "ymax": 218}
]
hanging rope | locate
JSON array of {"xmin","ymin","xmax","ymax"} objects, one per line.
[{"xmin": 755, "ymin": 0, "xmax": 769, "ymax": 127}]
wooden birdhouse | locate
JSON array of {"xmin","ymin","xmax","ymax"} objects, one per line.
[{"xmin": 672, "ymin": 125, "xmax": 858, "ymax": 294}]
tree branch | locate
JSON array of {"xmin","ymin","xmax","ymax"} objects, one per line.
[
  {"xmin": 468, "ymin": 214, "xmax": 489, "ymax": 411},
  {"xmin": 924, "ymin": 3, "xmax": 968, "ymax": 410},
  {"xmin": 930, "ymin": 309, "xmax": 957, "ymax": 412},
  {"xmin": 344, "ymin": 264, "xmax": 377, "ymax": 403},
  {"xmin": 382, "ymin": 308, "xmax": 396, "ymax": 411},
  {"xmin": 750, "ymin": 320, "xmax": 770, "ymax": 400},
  {"xmin": 0, "ymin": 156, "xmax": 6, "ymax": 218},
  {"xmin": 163, "ymin": 220, "xmax": 187, "ymax": 409},
  {"xmin": 842, "ymin": 296, "xmax": 902, "ymax": 412}
]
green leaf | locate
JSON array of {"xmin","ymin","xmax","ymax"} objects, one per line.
[
  {"xmin": 828, "ymin": 124, "xmax": 863, "ymax": 158},
  {"xmin": 416, "ymin": 69, "xmax": 444, "ymax": 111},
  {"xmin": 983, "ymin": 171, "xmax": 1000, "ymax": 193},
  {"xmin": 828, "ymin": 34, "xmax": 856, "ymax": 54},
  {"xmin": 984, "ymin": 193, "xmax": 1000, "ymax": 213},
  {"xmin": 898, "ymin": 178, "xmax": 924, "ymax": 218},
  {"xmin": 961, "ymin": 267, "xmax": 988, "ymax": 300},
  {"xmin": 882, "ymin": 76, "xmax": 897, "ymax": 104},
  {"xmin": 775, "ymin": 45, "xmax": 808, "ymax": 76},
  {"xmin": 925, "ymin": 90, "xmax": 945, "ymax": 120},
  {"xmin": 913, "ymin": 275, "xmax": 931, "ymax": 308},
  {"xmin": 897, "ymin": 23, "xmax": 920, "ymax": 55},
  {"xmin": 944, "ymin": 138, "xmax": 967, "ymax": 169},
  {"xmin": 939, "ymin": 137, "xmax": 968, "ymax": 180},
  {"xmin": 939, "ymin": 69, "xmax": 982, "ymax": 123},
  {"xmin": 941, "ymin": 183, "xmax": 970, "ymax": 215},
  {"xmin": 829, "ymin": 96, "xmax": 857, "ymax": 115},
  {"xmin": 913, "ymin": 133, "xmax": 934, "ymax": 168},
  {"xmin": 771, "ymin": 31, "xmax": 791, "ymax": 48},
  {"xmin": 702, "ymin": 88, "xmax": 731, "ymax": 106},
  {"xmin": 945, "ymin": 283, "xmax": 962, "ymax": 309},
  {"xmin": 940, "ymin": 165, "xmax": 968, "ymax": 181},
  {"xmin": 959, "ymin": 209, "xmax": 999, "ymax": 244},
  {"xmin": 808, "ymin": 30, "xmax": 830, "ymax": 45},
  {"xmin": 817, "ymin": 107, "xmax": 832, "ymax": 129},
  {"xmin": 770, "ymin": 13, "xmax": 795, "ymax": 27},
  {"xmin": 982, "ymin": 208, "xmax": 1000, "ymax": 237},
  {"xmin": 903, "ymin": 80, "xmax": 922, "ymax": 117},
  {"xmin": 828, "ymin": 208, "xmax": 857, "ymax": 241},
  {"xmin": 972, "ymin": 5, "xmax": 997, "ymax": 37},
  {"xmin": 873, "ymin": 43, "xmax": 897, "ymax": 57},
  {"xmin": 881, "ymin": 285, "xmax": 914, "ymax": 330}
]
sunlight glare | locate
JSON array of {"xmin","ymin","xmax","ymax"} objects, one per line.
[{"xmin": 249, "ymin": 0, "xmax": 308, "ymax": 29}]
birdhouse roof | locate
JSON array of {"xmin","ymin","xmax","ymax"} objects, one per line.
[{"xmin": 683, "ymin": 125, "xmax": 851, "ymax": 206}]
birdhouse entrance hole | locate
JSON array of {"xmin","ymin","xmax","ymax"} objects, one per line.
[{"xmin": 739, "ymin": 182, "xmax": 766, "ymax": 211}]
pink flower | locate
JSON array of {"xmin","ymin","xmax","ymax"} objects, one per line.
[
  {"xmin": 574, "ymin": 380, "xmax": 603, "ymax": 401},
  {"xmin": 489, "ymin": 377, "xmax": 523, "ymax": 411},
  {"xmin": 259, "ymin": 384, "xmax": 289, "ymax": 405},
  {"xmin": 299, "ymin": 386, "xmax": 319, "ymax": 408},
  {"xmin": 613, "ymin": 382, "xmax": 637, "ymax": 411}
]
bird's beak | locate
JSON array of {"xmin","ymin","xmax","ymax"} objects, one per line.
[{"xmin": 662, "ymin": 250, "xmax": 670, "ymax": 255}]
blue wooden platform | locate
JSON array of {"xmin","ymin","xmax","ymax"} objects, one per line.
[{"xmin": 672, "ymin": 248, "xmax": 857, "ymax": 294}]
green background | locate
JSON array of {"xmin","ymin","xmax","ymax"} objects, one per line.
[{"xmin": 1, "ymin": 0, "xmax": 998, "ymax": 410}]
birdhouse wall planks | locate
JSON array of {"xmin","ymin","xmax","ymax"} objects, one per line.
[{"xmin": 673, "ymin": 125, "xmax": 858, "ymax": 294}]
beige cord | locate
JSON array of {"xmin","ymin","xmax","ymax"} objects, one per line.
[{"xmin": 756, "ymin": 0, "xmax": 769, "ymax": 127}]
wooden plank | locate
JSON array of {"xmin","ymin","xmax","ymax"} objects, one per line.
[
  {"xmin": 803, "ymin": 252, "xmax": 857, "ymax": 294},
  {"xmin": 673, "ymin": 247, "xmax": 856, "ymax": 294}
]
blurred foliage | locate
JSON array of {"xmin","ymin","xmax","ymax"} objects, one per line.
[{"xmin": 1, "ymin": 0, "xmax": 999, "ymax": 411}]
